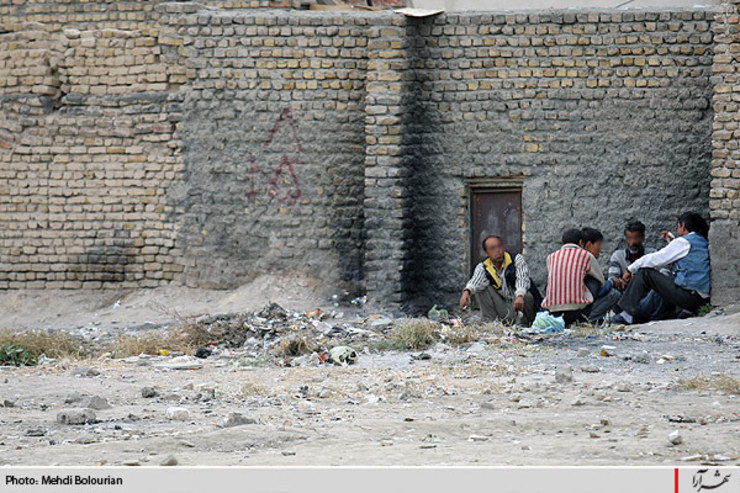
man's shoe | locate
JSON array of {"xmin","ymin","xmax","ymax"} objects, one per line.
[{"xmin": 610, "ymin": 313, "xmax": 631, "ymax": 326}]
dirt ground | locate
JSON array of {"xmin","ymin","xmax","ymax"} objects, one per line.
[{"xmin": 0, "ymin": 282, "xmax": 738, "ymax": 467}]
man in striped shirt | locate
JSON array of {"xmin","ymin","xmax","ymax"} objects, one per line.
[
  {"xmin": 459, "ymin": 235, "xmax": 540, "ymax": 326},
  {"xmin": 541, "ymin": 228, "xmax": 604, "ymax": 326}
]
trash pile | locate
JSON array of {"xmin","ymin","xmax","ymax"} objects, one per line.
[{"xmin": 174, "ymin": 302, "xmax": 383, "ymax": 368}]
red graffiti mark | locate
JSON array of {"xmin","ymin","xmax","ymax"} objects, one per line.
[
  {"xmin": 268, "ymin": 154, "xmax": 302, "ymax": 204},
  {"xmin": 264, "ymin": 107, "xmax": 304, "ymax": 152},
  {"xmin": 246, "ymin": 107, "xmax": 303, "ymax": 206}
]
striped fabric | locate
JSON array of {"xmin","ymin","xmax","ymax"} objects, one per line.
[
  {"xmin": 542, "ymin": 244, "xmax": 600, "ymax": 311},
  {"xmin": 464, "ymin": 253, "xmax": 531, "ymax": 301}
]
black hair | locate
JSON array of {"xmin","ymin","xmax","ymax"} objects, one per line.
[
  {"xmin": 624, "ymin": 220, "xmax": 646, "ymax": 235},
  {"xmin": 581, "ymin": 227, "xmax": 604, "ymax": 246},
  {"xmin": 481, "ymin": 235, "xmax": 503, "ymax": 252},
  {"xmin": 561, "ymin": 228, "xmax": 583, "ymax": 245},
  {"xmin": 677, "ymin": 211, "xmax": 709, "ymax": 238}
]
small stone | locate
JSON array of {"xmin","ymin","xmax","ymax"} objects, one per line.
[
  {"xmin": 517, "ymin": 401, "xmax": 531, "ymax": 409},
  {"xmin": 82, "ymin": 395, "xmax": 112, "ymax": 410},
  {"xmin": 420, "ymin": 444, "xmax": 437, "ymax": 449},
  {"xmin": 668, "ymin": 430, "xmax": 683, "ymax": 445},
  {"xmin": 224, "ymin": 412, "xmax": 257, "ymax": 427},
  {"xmin": 298, "ymin": 401, "xmax": 318, "ymax": 414},
  {"xmin": 380, "ymin": 439, "xmax": 394, "ymax": 447},
  {"xmin": 555, "ymin": 369, "xmax": 573, "ymax": 383},
  {"xmin": 571, "ymin": 396, "xmax": 588, "ymax": 407},
  {"xmin": 480, "ymin": 400, "xmax": 496, "ymax": 410},
  {"xmin": 398, "ymin": 392, "xmax": 410, "ymax": 401},
  {"xmin": 56, "ymin": 409, "xmax": 96, "ymax": 425},
  {"xmin": 467, "ymin": 342, "xmax": 486, "ymax": 354},
  {"xmin": 616, "ymin": 383, "xmax": 632, "ymax": 393},
  {"xmin": 589, "ymin": 432, "xmax": 600, "ymax": 439},
  {"xmin": 179, "ymin": 440, "xmax": 195, "ymax": 448},
  {"xmin": 580, "ymin": 365, "xmax": 601, "ymax": 373},
  {"xmin": 165, "ymin": 407, "xmax": 190, "ymax": 421},
  {"xmin": 122, "ymin": 459, "xmax": 140, "ymax": 466},
  {"xmin": 141, "ymin": 387, "xmax": 158, "ymax": 398},
  {"xmin": 74, "ymin": 367, "xmax": 100, "ymax": 377},
  {"xmin": 368, "ymin": 317, "xmax": 392, "ymax": 329},
  {"xmin": 26, "ymin": 427, "xmax": 46, "ymax": 437},
  {"xmin": 577, "ymin": 348, "xmax": 590, "ymax": 357},
  {"xmin": 65, "ymin": 392, "xmax": 83, "ymax": 404},
  {"xmin": 600, "ymin": 419, "xmax": 610, "ymax": 426},
  {"xmin": 468, "ymin": 434, "xmax": 489, "ymax": 442},
  {"xmin": 632, "ymin": 352, "xmax": 651, "ymax": 364},
  {"xmin": 160, "ymin": 455, "xmax": 178, "ymax": 466},
  {"xmin": 281, "ymin": 451, "xmax": 296, "ymax": 456},
  {"xmin": 3, "ymin": 399, "xmax": 16, "ymax": 408}
]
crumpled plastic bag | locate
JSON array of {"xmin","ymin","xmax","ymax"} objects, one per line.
[
  {"xmin": 530, "ymin": 311, "xmax": 565, "ymax": 333},
  {"xmin": 328, "ymin": 346, "xmax": 358, "ymax": 365},
  {"xmin": 427, "ymin": 304, "xmax": 449, "ymax": 321}
]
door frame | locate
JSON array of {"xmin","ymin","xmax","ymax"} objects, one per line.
[{"xmin": 466, "ymin": 178, "xmax": 524, "ymax": 275}]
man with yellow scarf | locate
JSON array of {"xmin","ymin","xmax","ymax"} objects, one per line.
[{"xmin": 459, "ymin": 235, "xmax": 541, "ymax": 326}]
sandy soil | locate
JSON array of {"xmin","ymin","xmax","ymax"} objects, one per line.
[{"xmin": 0, "ymin": 285, "xmax": 738, "ymax": 467}]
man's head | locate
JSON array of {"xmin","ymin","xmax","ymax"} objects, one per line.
[
  {"xmin": 624, "ymin": 220, "xmax": 646, "ymax": 255},
  {"xmin": 561, "ymin": 228, "xmax": 583, "ymax": 246},
  {"xmin": 677, "ymin": 211, "xmax": 709, "ymax": 238},
  {"xmin": 581, "ymin": 227, "xmax": 604, "ymax": 258},
  {"xmin": 481, "ymin": 235, "xmax": 505, "ymax": 263}
]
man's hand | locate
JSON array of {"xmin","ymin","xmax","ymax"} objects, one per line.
[
  {"xmin": 513, "ymin": 295, "xmax": 524, "ymax": 312},
  {"xmin": 612, "ymin": 277, "xmax": 624, "ymax": 290},
  {"xmin": 460, "ymin": 289, "xmax": 471, "ymax": 308},
  {"xmin": 622, "ymin": 270, "xmax": 632, "ymax": 285},
  {"xmin": 661, "ymin": 231, "xmax": 675, "ymax": 242}
]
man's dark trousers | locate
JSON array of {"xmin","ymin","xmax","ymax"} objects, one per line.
[{"xmin": 617, "ymin": 268, "xmax": 705, "ymax": 316}]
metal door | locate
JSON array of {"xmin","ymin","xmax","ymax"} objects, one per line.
[{"xmin": 470, "ymin": 188, "xmax": 522, "ymax": 268}]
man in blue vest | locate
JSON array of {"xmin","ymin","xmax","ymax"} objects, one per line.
[
  {"xmin": 460, "ymin": 235, "xmax": 542, "ymax": 326},
  {"xmin": 612, "ymin": 212, "xmax": 711, "ymax": 325}
]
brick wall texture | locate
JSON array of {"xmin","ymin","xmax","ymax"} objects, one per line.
[{"xmin": 1, "ymin": 1, "xmax": 737, "ymax": 307}]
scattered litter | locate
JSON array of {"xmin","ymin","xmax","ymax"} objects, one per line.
[
  {"xmin": 600, "ymin": 345, "xmax": 616, "ymax": 357},
  {"xmin": 529, "ymin": 312, "xmax": 565, "ymax": 334},
  {"xmin": 194, "ymin": 348, "xmax": 211, "ymax": 359},
  {"xmin": 427, "ymin": 305, "xmax": 449, "ymax": 321},
  {"xmin": 327, "ymin": 346, "xmax": 358, "ymax": 365}
]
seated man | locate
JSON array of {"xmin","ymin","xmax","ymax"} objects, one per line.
[
  {"xmin": 460, "ymin": 235, "xmax": 540, "ymax": 326},
  {"xmin": 613, "ymin": 212, "xmax": 711, "ymax": 325},
  {"xmin": 541, "ymin": 228, "xmax": 603, "ymax": 326},
  {"xmin": 581, "ymin": 227, "xmax": 621, "ymax": 324},
  {"xmin": 608, "ymin": 220, "xmax": 670, "ymax": 322}
]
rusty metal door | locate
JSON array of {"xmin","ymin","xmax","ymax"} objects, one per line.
[{"xmin": 470, "ymin": 188, "xmax": 522, "ymax": 268}]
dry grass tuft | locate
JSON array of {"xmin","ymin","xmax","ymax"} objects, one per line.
[
  {"xmin": 276, "ymin": 336, "xmax": 315, "ymax": 357},
  {"xmin": 0, "ymin": 329, "xmax": 88, "ymax": 360},
  {"xmin": 392, "ymin": 320, "xmax": 440, "ymax": 350},
  {"xmin": 677, "ymin": 373, "xmax": 740, "ymax": 395}
]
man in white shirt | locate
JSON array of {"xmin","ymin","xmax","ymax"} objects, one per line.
[{"xmin": 612, "ymin": 212, "xmax": 711, "ymax": 325}]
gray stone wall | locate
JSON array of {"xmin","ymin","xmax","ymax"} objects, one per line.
[
  {"xmin": 395, "ymin": 11, "xmax": 715, "ymax": 308},
  {"xmin": 171, "ymin": 11, "xmax": 370, "ymax": 291},
  {"xmin": 2, "ymin": 3, "xmax": 732, "ymax": 308}
]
